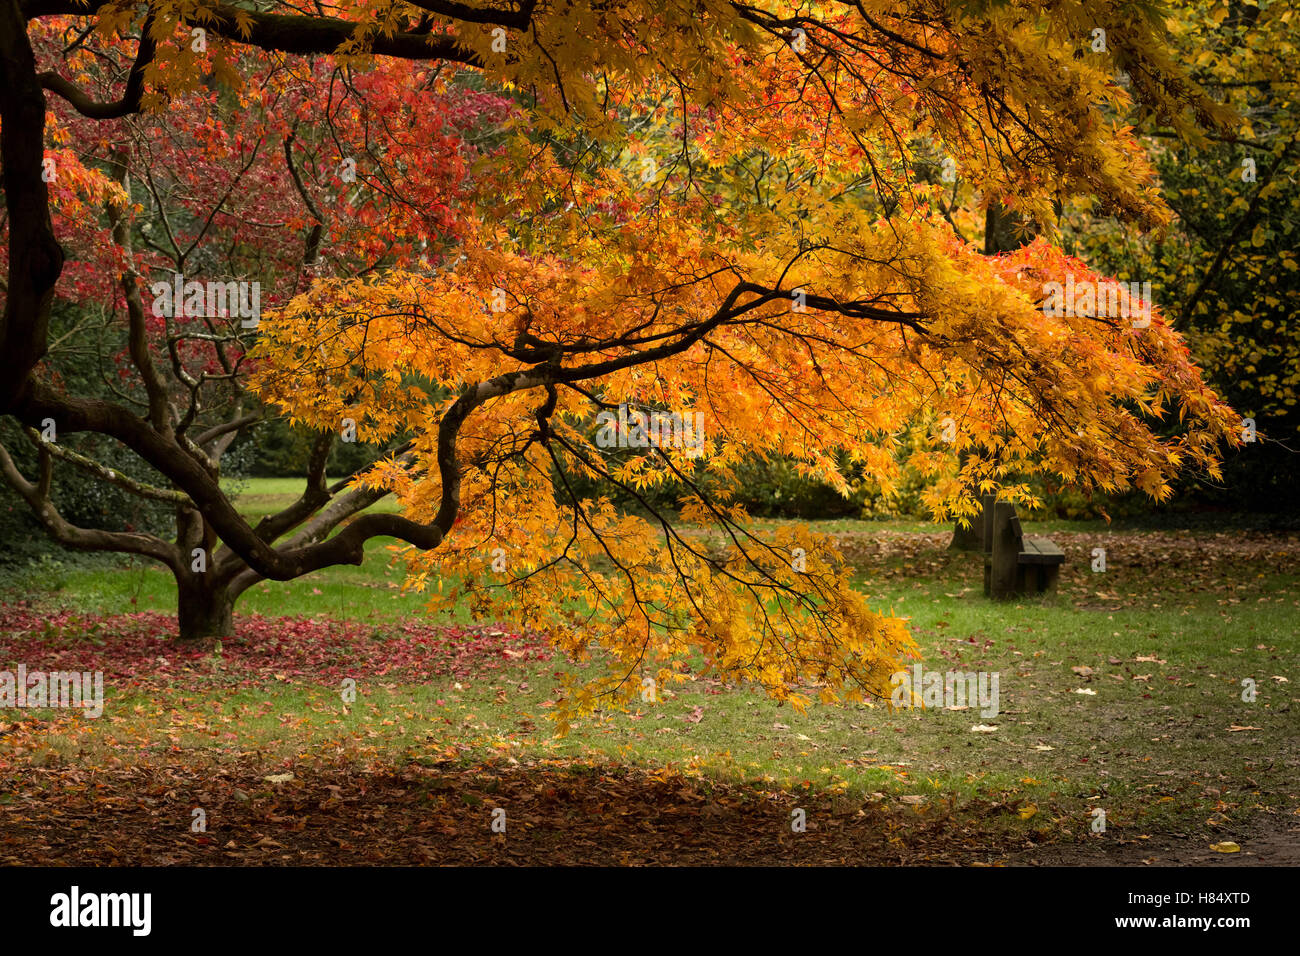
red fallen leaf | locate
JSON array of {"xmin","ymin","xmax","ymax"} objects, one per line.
[
  {"xmin": 0, "ymin": 605, "xmax": 554, "ymax": 688},
  {"xmin": 683, "ymin": 706, "xmax": 705, "ymax": 724}
]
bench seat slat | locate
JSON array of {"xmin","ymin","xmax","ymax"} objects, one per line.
[{"xmin": 1018, "ymin": 535, "xmax": 1065, "ymax": 565}]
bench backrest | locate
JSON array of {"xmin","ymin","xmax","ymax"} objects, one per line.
[{"xmin": 981, "ymin": 495, "xmax": 1024, "ymax": 553}]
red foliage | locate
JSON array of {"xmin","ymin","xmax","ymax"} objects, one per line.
[{"xmin": 25, "ymin": 20, "xmax": 514, "ymax": 384}]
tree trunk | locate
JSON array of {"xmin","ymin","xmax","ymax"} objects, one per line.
[
  {"xmin": 176, "ymin": 575, "xmax": 235, "ymax": 648},
  {"xmin": 948, "ymin": 519, "xmax": 983, "ymax": 551},
  {"xmin": 947, "ymin": 203, "xmax": 1037, "ymax": 549}
]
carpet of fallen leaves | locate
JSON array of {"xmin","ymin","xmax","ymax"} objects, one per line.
[
  {"xmin": 6, "ymin": 754, "xmax": 1293, "ymax": 866},
  {"xmin": 0, "ymin": 605, "xmax": 553, "ymax": 688},
  {"xmin": 829, "ymin": 527, "xmax": 1300, "ymax": 603},
  {"xmin": 0, "ymin": 755, "xmax": 1061, "ymax": 866}
]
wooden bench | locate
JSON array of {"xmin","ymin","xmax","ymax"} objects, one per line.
[{"xmin": 978, "ymin": 495, "xmax": 1065, "ymax": 599}]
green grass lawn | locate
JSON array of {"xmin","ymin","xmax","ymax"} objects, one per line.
[
  {"xmin": 218, "ymin": 476, "xmax": 403, "ymax": 521},
  {"xmin": 4, "ymin": 488, "xmax": 1297, "ymax": 857},
  {"xmin": 32, "ymin": 540, "xmax": 436, "ymax": 623}
]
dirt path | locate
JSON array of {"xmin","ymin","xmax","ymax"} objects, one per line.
[{"xmin": 1009, "ymin": 813, "xmax": 1300, "ymax": 866}]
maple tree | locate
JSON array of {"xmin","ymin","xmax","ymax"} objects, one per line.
[
  {"xmin": 1067, "ymin": 0, "xmax": 1298, "ymax": 504},
  {"xmin": 1, "ymin": 1, "xmax": 1243, "ymax": 721},
  {"xmin": 3, "ymin": 19, "xmax": 506, "ymax": 638}
]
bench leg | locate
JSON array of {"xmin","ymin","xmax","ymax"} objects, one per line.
[{"xmin": 1042, "ymin": 564, "xmax": 1060, "ymax": 593}]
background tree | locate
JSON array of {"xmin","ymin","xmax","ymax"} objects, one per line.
[{"xmin": 1068, "ymin": 0, "xmax": 1299, "ymax": 508}]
